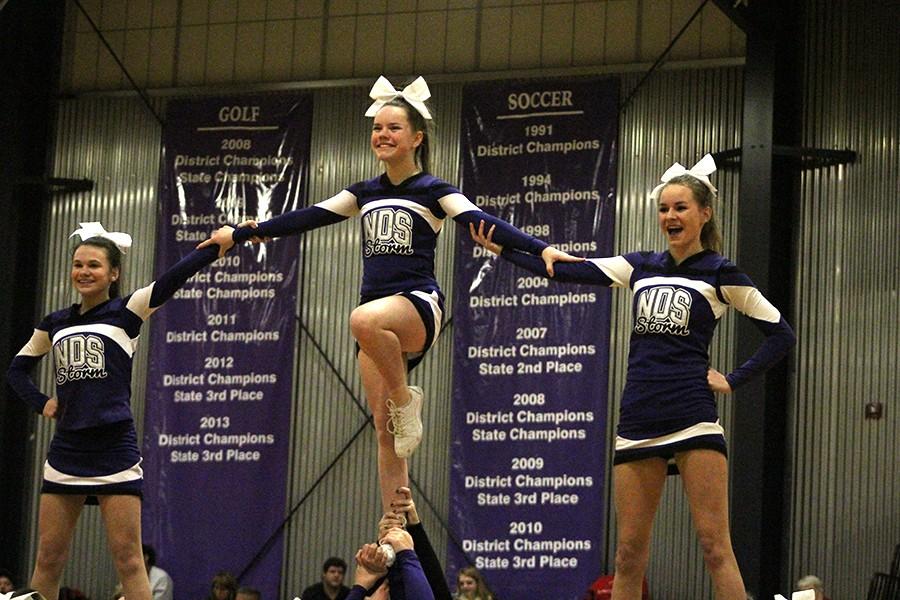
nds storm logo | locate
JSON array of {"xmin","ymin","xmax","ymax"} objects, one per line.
[
  {"xmin": 362, "ymin": 207, "xmax": 414, "ymax": 257},
  {"xmin": 54, "ymin": 334, "xmax": 108, "ymax": 384},
  {"xmin": 634, "ymin": 286, "xmax": 692, "ymax": 336}
]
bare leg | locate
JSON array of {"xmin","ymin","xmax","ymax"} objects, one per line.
[
  {"xmin": 359, "ymin": 349, "xmax": 408, "ymax": 513},
  {"xmin": 350, "ymin": 296, "xmax": 426, "ymax": 409},
  {"xmin": 99, "ymin": 494, "xmax": 151, "ymax": 600},
  {"xmin": 31, "ymin": 493, "xmax": 85, "ymax": 600},
  {"xmin": 611, "ymin": 458, "xmax": 668, "ymax": 600},
  {"xmin": 675, "ymin": 449, "xmax": 746, "ymax": 600}
]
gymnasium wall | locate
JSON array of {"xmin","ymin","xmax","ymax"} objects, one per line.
[
  {"xmin": 788, "ymin": 2, "xmax": 900, "ymax": 598},
  {"xmin": 19, "ymin": 1, "xmax": 899, "ymax": 599}
]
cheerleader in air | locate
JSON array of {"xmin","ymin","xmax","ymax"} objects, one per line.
[
  {"xmin": 7, "ymin": 223, "xmax": 223, "ymax": 600},
  {"xmin": 199, "ymin": 76, "xmax": 579, "ymax": 512},
  {"xmin": 469, "ymin": 155, "xmax": 796, "ymax": 600}
]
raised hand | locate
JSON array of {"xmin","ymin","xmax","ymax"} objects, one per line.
[
  {"xmin": 390, "ymin": 486, "xmax": 420, "ymax": 526},
  {"xmin": 380, "ymin": 527, "xmax": 414, "ymax": 552},
  {"xmin": 541, "ymin": 244, "xmax": 584, "ymax": 277},
  {"xmin": 378, "ymin": 512, "xmax": 406, "ymax": 539},
  {"xmin": 468, "ymin": 221, "xmax": 503, "ymax": 255},
  {"xmin": 236, "ymin": 219, "xmax": 271, "ymax": 244},
  {"xmin": 354, "ymin": 543, "xmax": 389, "ymax": 590},
  {"xmin": 197, "ymin": 225, "xmax": 236, "ymax": 257}
]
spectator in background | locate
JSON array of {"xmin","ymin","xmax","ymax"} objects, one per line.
[
  {"xmin": 0, "ymin": 569, "xmax": 16, "ymax": 594},
  {"xmin": 796, "ymin": 575, "xmax": 830, "ymax": 600},
  {"xmin": 301, "ymin": 558, "xmax": 350, "ymax": 600},
  {"xmin": 453, "ymin": 567, "xmax": 493, "ymax": 600},
  {"xmin": 206, "ymin": 572, "xmax": 237, "ymax": 600},
  {"xmin": 141, "ymin": 545, "xmax": 172, "ymax": 600},
  {"xmin": 234, "ymin": 587, "xmax": 261, "ymax": 600}
]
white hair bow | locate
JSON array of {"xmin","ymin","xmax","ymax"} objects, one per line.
[
  {"xmin": 650, "ymin": 153, "xmax": 718, "ymax": 199},
  {"xmin": 69, "ymin": 222, "xmax": 133, "ymax": 253},
  {"xmin": 364, "ymin": 76, "xmax": 433, "ymax": 120},
  {"xmin": 774, "ymin": 590, "xmax": 815, "ymax": 600}
]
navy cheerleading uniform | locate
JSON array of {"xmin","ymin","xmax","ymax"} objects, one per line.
[
  {"xmin": 233, "ymin": 172, "xmax": 547, "ymax": 369},
  {"xmin": 7, "ymin": 245, "xmax": 221, "ymax": 501},
  {"xmin": 501, "ymin": 248, "xmax": 796, "ymax": 463}
]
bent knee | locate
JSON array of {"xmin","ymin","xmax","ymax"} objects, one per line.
[
  {"xmin": 349, "ymin": 308, "xmax": 379, "ymax": 340},
  {"xmin": 35, "ymin": 545, "xmax": 69, "ymax": 574},
  {"xmin": 109, "ymin": 548, "xmax": 145, "ymax": 577},
  {"xmin": 614, "ymin": 540, "xmax": 650, "ymax": 573},
  {"xmin": 696, "ymin": 531, "xmax": 735, "ymax": 571}
]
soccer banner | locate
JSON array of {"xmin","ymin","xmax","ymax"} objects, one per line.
[
  {"xmin": 142, "ymin": 94, "xmax": 311, "ymax": 600},
  {"xmin": 449, "ymin": 78, "xmax": 618, "ymax": 598}
]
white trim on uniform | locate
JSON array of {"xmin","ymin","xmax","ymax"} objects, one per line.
[
  {"xmin": 587, "ymin": 256, "xmax": 634, "ymax": 287},
  {"xmin": 721, "ymin": 285, "xmax": 782, "ymax": 323},
  {"xmin": 615, "ymin": 420, "xmax": 725, "ymax": 451},
  {"xmin": 634, "ymin": 275, "xmax": 727, "ymax": 318},
  {"xmin": 52, "ymin": 324, "xmax": 138, "ymax": 357},
  {"xmin": 361, "ymin": 198, "xmax": 444, "ymax": 233},
  {"xmin": 437, "ymin": 192, "xmax": 479, "ymax": 219},
  {"xmin": 44, "ymin": 459, "xmax": 143, "ymax": 485},
  {"xmin": 316, "ymin": 190, "xmax": 360, "ymax": 216},
  {"xmin": 127, "ymin": 283, "xmax": 156, "ymax": 320},
  {"xmin": 408, "ymin": 290, "xmax": 443, "ymax": 349},
  {"xmin": 17, "ymin": 329, "xmax": 52, "ymax": 357}
]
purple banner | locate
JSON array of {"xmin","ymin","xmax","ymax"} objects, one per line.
[
  {"xmin": 142, "ymin": 95, "xmax": 311, "ymax": 600},
  {"xmin": 449, "ymin": 79, "xmax": 618, "ymax": 598}
]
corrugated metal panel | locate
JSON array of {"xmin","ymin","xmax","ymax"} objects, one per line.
[
  {"xmin": 25, "ymin": 96, "xmax": 164, "ymax": 599},
  {"xmin": 614, "ymin": 66, "xmax": 744, "ymax": 600},
  {"xmin": 789, "ymin": 1, "xmax": 900, "ymax": 598}
]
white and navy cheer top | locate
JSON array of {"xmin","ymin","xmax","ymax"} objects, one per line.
[
  {"xmin": 232, "ymin": 173, "xmax": 548, "ymax": 298},
  {"xmin": 7, "ymin": 246, "xmax": 221, "ymax": 431},
  {"xmin": 502, "ymin": 248, "xmax": 796, "ymax": 444}
]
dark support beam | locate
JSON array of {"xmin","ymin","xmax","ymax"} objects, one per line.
[
  {"xmin": 712, "ymin": 147, "xmax": 857, "ymax": 170},
  {"xmin": 729, "ymin": 0, "xmax": 802, "ymax": 597},
  {"xmin": 14, "ymin": 176, "xmax": 96, "ymax": 194},
  {"xmin": 0, "ymin": 0, "xmax": 65, "ymax": 577},
  {"xmin": 711, "ymin": 0, "xmax": 755, "ymax": 32}
]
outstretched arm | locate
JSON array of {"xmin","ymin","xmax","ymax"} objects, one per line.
[
  {"xmin": 199, "ymin": 191, "xmax": 357, "ymax": 255},
  {"xmin": 126, "ymin": 245, "xmax": 221, "ymax": 320},
  {"xmin": 438, "ymin": 191, "xmax": 546, "ymax": 246},
  {"xmin": 470, "ymin": 219, "xmax": 622, "ymax": 286},
  {"xmin": 468, "ymin": 220, "xmax": 583, "ymax": 276}
]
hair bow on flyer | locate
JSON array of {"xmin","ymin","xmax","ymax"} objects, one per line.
[
  {"xmin": 69, "ymin": 222, "xmax": 133, "ymax": 253},
  {"xmin": 364, "ymin": 75, "xmax": 433, "ymax": 120},
  {"xmin": 650, "ymin": 153, "xmax": 718, "ymax": 199}
]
